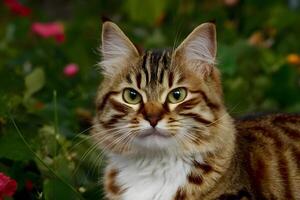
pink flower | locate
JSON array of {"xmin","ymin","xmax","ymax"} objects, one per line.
[
  {"xmin": 0, "ymin": 173, "xmax": 17, "ymax": 200},
  {"xmin": 4, "ymin": 0, "xmax": 31, "ymax": 16},
  {"xmin": 31, "ymin": 22, "xmax": 65, "ymax": 43},
  {"xmin": 63, "ymin": 63, "xmax": 79, "ymax": 77}
]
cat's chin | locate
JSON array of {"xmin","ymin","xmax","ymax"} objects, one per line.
[
  {"xmin": 137, "ymin": 128, "xmax": 172, "ymax": 139},
  {"xmin": 132, "ymin": 128, "xmax": 178, "ymax": 151}
]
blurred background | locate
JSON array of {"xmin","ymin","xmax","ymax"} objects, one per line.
[{"xmin": 0, "ymin": 0, "xmax": 300, "ymax": 199}]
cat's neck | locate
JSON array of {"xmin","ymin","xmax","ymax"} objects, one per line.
[
  {"xmin": 107, "ymin": 143, "xmax": 236, "ymax": 200},
  {"xmin": 109, "ymin": 150, "xmax": 204, "ymax": 167},
  {"xmin": 107, "ymin": 152, "xmax": 197, "ymax": 200}
]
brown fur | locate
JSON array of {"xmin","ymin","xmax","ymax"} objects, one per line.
[
  {"xmin": 171, "ymin": 114, "xmax": 300, "ymax": 200},
  {"xmin": 104, "ymin": 168, "xmax": 124, "ymax": 200}
]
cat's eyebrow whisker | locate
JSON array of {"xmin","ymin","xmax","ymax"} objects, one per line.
[{"xmin": 172, "ymin": 23, "xmax": 183, "ymax": 52}]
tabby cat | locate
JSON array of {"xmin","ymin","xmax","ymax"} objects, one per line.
[{"xmin": 92, "ymin": 21, "xmax": 300, "ymax": 200}]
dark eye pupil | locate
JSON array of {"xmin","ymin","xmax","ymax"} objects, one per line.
[
  {"xmin": 129, "ymin": 90, "xmax": 137, "ymax": 99},
  {"xmin": 173, "ymin": 90, "xmax": 181, "ymax": 100}
]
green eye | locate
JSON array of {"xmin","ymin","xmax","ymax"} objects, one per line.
[
  {"xmin": 167, "ymin": 87, "xmax": 187, "ymax": 104},
  {"xmin": 123, "ymin": 88, "xmax": 142, "ymax": 104}
]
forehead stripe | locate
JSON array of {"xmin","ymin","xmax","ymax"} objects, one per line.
[
  {"xmin": 162, "ymin": 52, "xmax": 169, "ymax": 68},
  {"xmin": 159, "ymin": 66, "xmax": 164, "ymax": 84},
  {"xmin": 136, "ymin": 72, "xmax": 142, "ymax": 89},
  {"xmin": 142, "ymin": 53, "xmax": 149, "ymax": 84},
  {"xmin": 150, "ymin": 51, "xmax": 162, "ymax": 83},
  {"xmin": 132, "ymin": 49, "xmax": 172, "ymax": 88},
  {"xmin": 168, "ymin": 71, "xmax": 174, "ymax": 88},
  {"xmin": 158, "ymin": 51, "xmax": 166, "ymax": 84},
  {"xmin": 126, "ymin": 74, "xmax": 132, "ymax": 84}
]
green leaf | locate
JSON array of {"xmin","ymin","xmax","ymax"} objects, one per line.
[
  {"xmin": 0, "ymin": 129, "xmax": 33, "ymax": 161},
  {"xmin": 44, "ymin": 179, "xmax": 78, "ymax": 200},
  {"xmin": 24, "ymin": 68, "xmax": 45, "ymax": 100},
  {"xmin": 10, "ymin": 117, "xmax": 85, "ymax": 200},
  {"xmin": 124, "ymin": 0, "xmax": 169, "ymax": 25}
]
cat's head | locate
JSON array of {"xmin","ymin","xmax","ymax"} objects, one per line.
[{"xmin": 92, "ymin": 22, "xmax": 234, "ymax": 156}]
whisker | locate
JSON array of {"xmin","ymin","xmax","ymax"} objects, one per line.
[
  {"xmin": 70, "ymin": 126, "xmax": 126, "ymax": 151},
  {"xmin": 73, "ymin": 126, "xmax": 130, "ymax": 175},
  {"xmin": 86, "ymin": 131, "xmax": 134, "ymax": 174}
]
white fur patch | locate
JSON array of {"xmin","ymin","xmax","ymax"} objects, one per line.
[{"xmin": 109, "ymin": 154, "xmax": 192, "ymax": 200}]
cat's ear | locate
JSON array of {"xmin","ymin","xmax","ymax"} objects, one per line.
[
  {"xmin": 175, "ymin": 23, "xmax": 217, "ymax": 66},
  {"xmin": 100, "ymin": 22, "xmax": 139, "ymax": 76}
]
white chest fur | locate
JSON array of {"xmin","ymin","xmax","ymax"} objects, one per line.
[{"xmin": 109, "ymin": 154, "xmax": 192, "ymax": 200}]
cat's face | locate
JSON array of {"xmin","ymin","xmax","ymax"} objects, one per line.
[{"xmin": 92, "ymin": 22, "xmax": 227, "ymax": 155}]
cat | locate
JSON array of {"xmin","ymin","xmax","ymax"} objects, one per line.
[{"xmin": 91, "ymin": 21, "xmax": 300, "ymax": 200}]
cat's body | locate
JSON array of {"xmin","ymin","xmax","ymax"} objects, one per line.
[
  {"xmin": 234, "ymin": 114, "xmax": 300, "ymax": 200},
  {"xmin": 103, "ymin": 114, "xmax": 300, "ymax": 200},
  {"xmin": 92, "ymin": 22, "xmax": 300, "ymax": 200}
]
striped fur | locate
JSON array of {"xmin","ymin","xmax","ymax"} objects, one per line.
[{"xmin": 92, "ymin": 22, "xmax": 300, "ymax": 200}]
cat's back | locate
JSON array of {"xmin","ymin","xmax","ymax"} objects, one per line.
[{"xmin": 235, "ymin": 113, "xmax": 300, "ymax": 200}]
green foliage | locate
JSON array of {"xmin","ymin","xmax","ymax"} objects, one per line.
[
  {"xmin": 0, "ymin": 129, "xmax": 32, "ymax": 161},
  {"xmin": 124, "ymin": 0, "xmax": 169, "ymax": 25},
  {"xmin": 24, "ymin": 68, "xmax": 45, "ymax": 101},
  {"xmin": 0, "ymin": 0, "xmax": 300, "ymax": 199}
]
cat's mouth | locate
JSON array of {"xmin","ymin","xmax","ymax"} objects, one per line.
[{"xmin": 138, "ymin": 128, "xmax": 171, "ymax": 139}]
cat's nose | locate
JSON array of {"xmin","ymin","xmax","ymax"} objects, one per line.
[
  {"xmin": 145, "ymin": 115, "xmax": 161, "ymax": 127},
  {"xmin": 141, "ymin": 102, "xmax": 164, "ymax": 127}
]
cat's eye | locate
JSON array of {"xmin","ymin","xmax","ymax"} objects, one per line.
[
  {"xmin": 123, "ymin": 88, "xmax": 142, "ymax": 104},
  {"xmin": 167, "ymin": 87, "xmax": 187, "ymax": 104}
]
